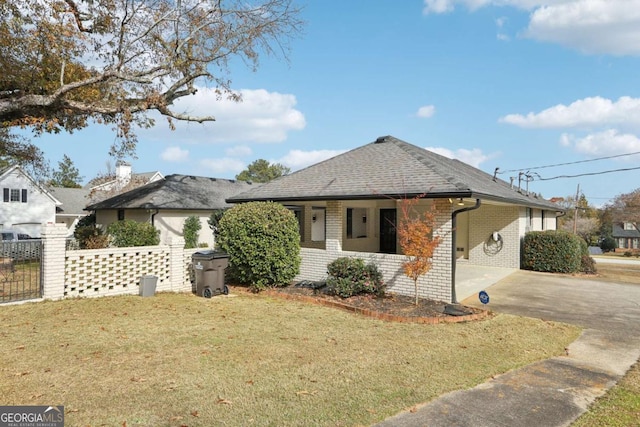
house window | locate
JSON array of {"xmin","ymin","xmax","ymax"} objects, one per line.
[
  {"xmin": 541, "ymin": 211, "xmax": 546, "ymax": 230},
  {"xmin": 117, "ymin": 209, "xmax": 125, "ymax": 221},
  {"xmin": 3, "ymin": 188, "xmax": 27, "ymax": 202},
  {"xmin": 624, "ymin": 222, "xmax": 636, "ymax": 230},
  {"xmin": 346, "ymin": 207, "xmax": 368, "ymax": 239}
]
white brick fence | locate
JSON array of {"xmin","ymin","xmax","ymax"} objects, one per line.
[
  {"xmin": 37, "ymin": 222, "xmax": 455, "ymax": 303},
  {"xmin": 41, "ymin": 223, "xmax": 198, "ymax": 300}
]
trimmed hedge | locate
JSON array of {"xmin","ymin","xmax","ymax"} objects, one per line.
[
  {"xmin": 326, "ymin": 257, "xmax": 385, "ymax": 298},
  {"xmin": 522, "ymin": 230, "xmax": 583, "ymax": 273},
  {"xmin": 183, "ymin": 215, "xmax": 201, "ymax": 249},
  {"xmin": 600, "ymin": 237, "xmax": 616, "ymax": 253},
  {"xmin": 107, "ymin": 220, "xmax": 160, "ymax": 247},
  {"xmin": 217, "ymin": 201, "xmax": 301, "ymax": 291}
]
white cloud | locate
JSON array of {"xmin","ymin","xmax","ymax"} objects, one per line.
[
  {"xmin": 416, "ymin": 105, "xmax": 436, "ymax": 118},
  {"xmin": 225, "ymin": 145, "xmax": 253, "ymax": 157},
  {"xmin": 426, "ymin": 146, "xmax": 494, "ymax": 167},
  {"xmin": 141, "ymin": 86, "xmax": 306, "ymax": 144},
  {"xmin": 496, "ymin": 16, "xmax": 510, "ymax": 41},
  {"xmin": 560, "ymin": 130, "xmax": 640, "ymax": 157},
  {"xmin": 423, "ymin": 0, "xmax": 457, "ymax": 14},
  {"xmin": 160, "ymin": 146, "xmax": 189, "ymax": 162},
  {"xmin": 525, "ymin": 1, "xmax": 640, "ymax": 55},
  {"xmin": 199, "ymin": 157, "xmax": 246, "ymax": 175},
  {"xmin": 423, "ymin": 1, "xmax": 640, "ymax": 56},
  {"xmin": 276, "ymin": 149, "xmax": 347, "ymax": 170},
  {"xmin": 499, "ymin": 96, "xmax": 640, "ymax": 129}
]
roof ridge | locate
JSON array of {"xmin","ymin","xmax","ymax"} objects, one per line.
[{"xmin": 388, "ymin": 137, "xmax": 471, "ymax": 191}]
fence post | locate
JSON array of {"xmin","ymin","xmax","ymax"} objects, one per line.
[
  {"xmin": 41, "ymin": 223, "xmax": 68, "ymax": 300},
  {"xmin": 167, "ymin": 237, "xmax": 187, "ymax": 292}
]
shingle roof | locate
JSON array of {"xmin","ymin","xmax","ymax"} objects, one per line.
[
  {"xmin": 85, "ymin": 175, "xmax": 257, "ymax": 211},
  {"xmin": 227, "ymin": 135, "xmax": 561, "ymax": 211},
  {"xmin": 612, "ymin": 223, "xmax": 640, "ymax": 238},
  {"xmin": 50, "ymin": 187, "xmax": 91, "ymax": 215}
]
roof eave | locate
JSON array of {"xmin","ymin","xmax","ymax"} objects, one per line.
[
  {"xmin": 227, "ymin": 191, "xmax": 563, "ymax": 212},
  {"xmin": 226, "ymin": 191, "xmax": 476, "ymax": 204}
]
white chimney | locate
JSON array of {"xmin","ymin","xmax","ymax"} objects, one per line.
[{"xmin": 115, "ymin": 161, "xmax": 132, "ymax": 189}]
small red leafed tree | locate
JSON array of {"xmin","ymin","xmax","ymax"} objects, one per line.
[{"xmin": 397, "ymin": 196, "xmax": 442, "ymax": 306}]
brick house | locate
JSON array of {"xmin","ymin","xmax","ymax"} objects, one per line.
[
  {"xmin": 612, "ymin": 222, "xmax": 640, "ymax": 253},
  {"xmin": 228, "ymin": 135, "xmax": 563, "ymax": 303}
]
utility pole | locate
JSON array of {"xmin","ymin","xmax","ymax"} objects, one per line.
[{"xmin": 573, "ymin": 183, "xmax": 580, "ymax": 234}]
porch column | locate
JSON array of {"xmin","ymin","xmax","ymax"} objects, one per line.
[
  {"xmin": 325, "ymin": 201, "xmax": 343, "ymax": 253},
  {"xmin": 431, "ymin": 199, "xmax": 453, "ymax": 302},
  {"xmin": 302, "ymin": 205, "xmax": 313, "ymax": 244}
]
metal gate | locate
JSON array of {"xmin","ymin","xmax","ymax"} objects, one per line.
[{"xmin": 0, "ymin": 240, "xmax": 43, "ymax": 303}]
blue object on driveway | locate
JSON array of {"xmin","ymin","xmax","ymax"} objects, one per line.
[{"xmin": 479, "ymin": 290, "xmax": 490, "ymax": 304}]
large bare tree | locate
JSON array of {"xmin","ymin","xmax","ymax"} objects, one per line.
[
  {"xmin": 609, "ymin": 188, "xmax": 640, "ymax": 232},
  {"xmin": 0, "ymin": 0, "xmax": 303, "ymax": 158}
]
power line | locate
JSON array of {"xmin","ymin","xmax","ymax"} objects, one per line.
[
  {"xmin": 497, "ymin": 150, "xmax": 640, "ymax": 174},
  {"xmin": 535, "ymin": 165, "xmax": 640, "ymax": 181}
]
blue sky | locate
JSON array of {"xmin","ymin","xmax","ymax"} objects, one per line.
[{"xmin": 34, "ymin": 0, "xmax": 640, "ymax": 205}]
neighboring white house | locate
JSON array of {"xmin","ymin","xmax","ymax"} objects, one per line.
[
  {"xmin": 0, "ymin": 166, "xmax": 61, "ymax": 237},
  {"xmin": 88, "ymin": 161, "xmax": 164, "ymax": 202}
]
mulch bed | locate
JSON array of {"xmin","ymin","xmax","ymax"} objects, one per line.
[{"xmin": 265, "ymin": 282, "xmax": 490, "ymax": 324}]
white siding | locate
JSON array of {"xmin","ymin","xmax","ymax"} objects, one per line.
[{"xmin": 0, "ymin": 168, "xmax": 57, "ymax": 237}]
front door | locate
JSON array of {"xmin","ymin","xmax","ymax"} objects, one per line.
[{"xmin": 379, "ymin": 209, "xmax": 397, "ymax": 253}]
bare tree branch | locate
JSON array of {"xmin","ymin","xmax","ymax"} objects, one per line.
[{"xmin": 0, "ymin": 0, "xmax": 303, "ymax": 159}]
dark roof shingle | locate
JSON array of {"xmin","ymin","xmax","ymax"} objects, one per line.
[
  {"xmin": 86, "ymin": 175, "xmax": 256, "ymax": 211},
  {"xmin": 228, "ymin": 135, "xmax": 561, "ymax": 211}
]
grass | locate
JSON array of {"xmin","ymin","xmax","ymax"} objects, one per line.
[
  {"xmin": 0, "ymin": 260, "xmax": 41, "ymax": 302},
  {"xmin": 572, "ymin": 361, "xmax": 640, "ymax": 427},
  {"xmin": 592, "ymin": 261, "xmax": 640, "ymax": 285},
  {"xmin": 570, "ymin": 260, "xmax": 640, "ymax": 426},
  {"xmin": 0, "ymin": 291, "xmax": 579, "ymax": 427}
]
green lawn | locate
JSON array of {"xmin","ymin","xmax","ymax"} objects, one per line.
[
  {"xmin": 572, "ymin": 361, "xmax": 640, "ymax": 427},
  {"xmin": 0, "ymin": 291, "xmax": 579, "ymax": 426},
  {"xmin": 570, "ymin": 259, "xmax": 640, "ymax": 426}
]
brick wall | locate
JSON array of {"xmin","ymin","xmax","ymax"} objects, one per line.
[
  {"xmin": 41, "ymin": 223, "xmax": 194, "ymax": 300},
  {"xmin": 295, "ymin": 199, "xmax": 454, "ymax": 302},
  {"xmin": 468, "ymin": 204, "xmax": 521, "ymax": 268}
]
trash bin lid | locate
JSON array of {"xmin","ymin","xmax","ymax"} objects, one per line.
[{"xmin": 192, "ymin": 250, "xmax": 229, "ymax": 260}]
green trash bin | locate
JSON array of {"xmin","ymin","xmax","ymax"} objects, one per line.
[{"xmin": 192, "ymin": 251, "xmax": 229, "ymax": 298}]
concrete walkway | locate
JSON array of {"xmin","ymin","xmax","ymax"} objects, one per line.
[
  {"xmin": 454, "ymin": 263, "xmax": 516, "ymax": 302},
  {"xmin": 374, "ymin": 269, "xmax": 640, "ymax": 427}
]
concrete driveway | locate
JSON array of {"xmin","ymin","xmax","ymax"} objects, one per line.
[{"xmin": 374, "ymin": 269, "xmax": 640, "ymax": 427}]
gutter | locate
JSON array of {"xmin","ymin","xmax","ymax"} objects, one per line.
[{"xmin": 450, "ymin": 199, "xmax": 481, "ymax": 304}]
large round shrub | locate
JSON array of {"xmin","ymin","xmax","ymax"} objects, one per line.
[
  {"xmin": 522, "ymin": 230, "xmax": 582, "ymax": 273},
  {"xmin": 107, "ymin": 220, "xmax": 160, "ymax": 247},
  {"xmin": 217, "ymin": 202, "xmax": 301, "ymax": 291},
  {"xmin": 600, "ymin": 237, "xmax": 616, "ymax": 253}
]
